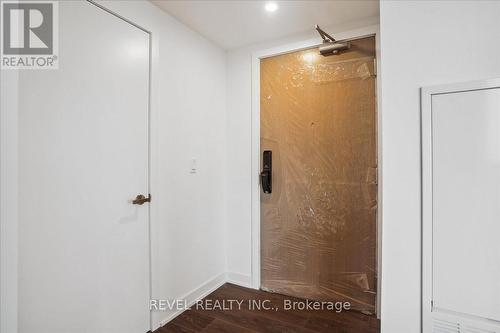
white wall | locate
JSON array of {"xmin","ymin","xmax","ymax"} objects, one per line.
[
  {"xmin": 0, "ymin": 71, "xmax": 19, "ymax": 333},
  {"xmin": 2, "ymin": 1, "xmax": 227, "ymax": 331},
  {"xmin": 379, "ymin": 1, "xmax": 500, "ymax": 332},
  {"xmin": 225, "ymin": 17, "xmax": 379, "ymax": 286}
]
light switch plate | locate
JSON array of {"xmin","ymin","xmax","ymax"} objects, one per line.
[{"xmin": 190, "ymin": 158, "xmax": 197, "ymax": 174}]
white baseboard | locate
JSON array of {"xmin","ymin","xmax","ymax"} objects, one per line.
[
  {"xmin": 225, "ymin": 272, "xmax": 254, "ymax": 289},
  {"xmin": 154, "ymin": 272, "xmax": 226, "ymax": 330},
  {"xmin": 153, "ymin": 272, "xmax": 255, "ymax": 331}
]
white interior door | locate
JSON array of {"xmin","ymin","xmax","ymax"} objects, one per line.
[
  {"xmin": 422, "ymin": 80, "xmax": 500, "ymax": 333},
  {"xmin": 18, "ymin": 2, "xmax": 150, "ymax": 332}
]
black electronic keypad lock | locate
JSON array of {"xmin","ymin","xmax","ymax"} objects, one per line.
[{"xmin": 260, "ymin": 150, "xmax": 272, "ymax": 194}]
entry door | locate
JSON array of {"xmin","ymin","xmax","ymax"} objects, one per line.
[
  {"xmin": 260, "ymin": 37, "xmax": 377, "ymax": 313},
  {"xmin": 18, "ymin": 2, "xmax": 150, "ymax": 332}
]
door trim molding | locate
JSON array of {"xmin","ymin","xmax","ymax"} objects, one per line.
[
  {"xmin": 249, "ymin": 24, "xmax": 383, "ymax": 316},
  {"xmin": 421, "ymin": 78, "xmax": 500, "ymax": 332}
]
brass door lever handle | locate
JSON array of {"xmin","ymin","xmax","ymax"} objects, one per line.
[{"xmin": 132, "ymin": 194, "xmax": 151, "ymax": 205}]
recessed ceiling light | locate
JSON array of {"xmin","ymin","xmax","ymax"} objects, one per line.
[{"xmin": 265, "ymin": 2, "xmax": 278, "ymax": 12}]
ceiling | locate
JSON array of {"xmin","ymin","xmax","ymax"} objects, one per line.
[{"xmin": 152, "ymin": 1, "xmax": 380, "ymax": 50}]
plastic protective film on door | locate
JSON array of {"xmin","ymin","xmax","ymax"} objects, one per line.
[{"xmin": 260, "ymin": 36, "xmax": 378, "ymax": 314}]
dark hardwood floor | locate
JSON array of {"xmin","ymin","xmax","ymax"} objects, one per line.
[{"xmin": 157, "ymin": 283, "xmax": 380, "ymax": 333}]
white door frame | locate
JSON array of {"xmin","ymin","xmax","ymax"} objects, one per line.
[
  {"xmin": 250, "ymin": 24, "xmax": 383, "ymax": 315},
  {"xmin": 421, "ymin": 78, "xmax": 500, "ymax": 333},
  {"xmin": 0, "ymin": 1, "xmax": 154, "ymax": 331}
]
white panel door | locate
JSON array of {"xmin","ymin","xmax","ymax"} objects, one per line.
[
  {"xmin": 422, "ymin": 80, "xmax": 500, "ymax": 332},
  {"xmin": 18, "ymin": 2, "xmax": 150, "ymax": 333}
]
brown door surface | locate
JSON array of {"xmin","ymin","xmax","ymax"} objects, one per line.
[{"xmin": 260, "ymin": 37, "xmax": 377, "ymax": 314}]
